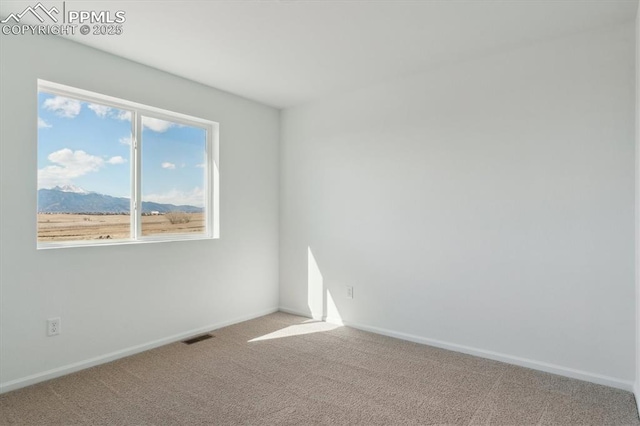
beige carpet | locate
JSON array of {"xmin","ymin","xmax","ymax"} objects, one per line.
[{"xmin": 1, "ymin": 312, "xmax": 638, "ymax": 425}]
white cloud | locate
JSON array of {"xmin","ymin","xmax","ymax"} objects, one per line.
[
  {"xmin": 107, "ymin": 156, "xmax": 126, "ymax": 165},
  {"xmin": 43, "ymin": 96, "xmax": 82, "ymax": 118},
  {"xmin": 116, "ymin": 110, "xmax": 132, "ymax": 121},
  {"xmin": 87, "ymin": 105, "xmax": 134, "ymax": 124},
  {"xmin": 195, "ymin": 163, "xmax": 205, "ymax": 168},
  {"xmin": 38, "ymin": 148, "xmax": 105, "ymax": 188},
  {"xmin": 88, "ymin": 103, "xmax": 112, "ymax": 118},
  {"xmin": 38, "ymin": 117, "xmax": 52, "ymax": 128},
  {"xmin": 144, "ymin": 117, "xmax": 175, "ymax": 133},
  {"xmin": 161, "ymin": 162, "xmax": 176, "ymax": 170},
  {"xmin": 119, "ymin": 135, "xmax": 132, "ymax": 146},
  {"xmin": 143, "ymin": 187, "xmax": 204, "ymax": 207},
  {"xmin": 38, "ymin": 149, "xmax": 127, "ymax": 188}
]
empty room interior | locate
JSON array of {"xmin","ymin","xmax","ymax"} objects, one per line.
[{"xmin": 1, "ymin": 0, "xmax": 640, "ymax": 424}]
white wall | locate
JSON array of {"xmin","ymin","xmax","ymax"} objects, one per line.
[
  {"xmin": 0, "ymin": 35, "xmax": 280, "ymax": 390},
  {"xmin": 635, "ymin": 0, "xmax": 640, "ymax": 403},
  {"xmin": 280, "ymin": 23, "xmax": 636, "ymax": 387}
]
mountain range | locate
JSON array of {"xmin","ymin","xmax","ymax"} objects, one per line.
[{"xmin": 38, "ymin": 186, "xmax": 203, "ymax": 214}]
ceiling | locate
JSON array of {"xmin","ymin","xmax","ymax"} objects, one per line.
[{"xmin": 1, "ymin": 0, "xmax": 638, "ymax": 109}]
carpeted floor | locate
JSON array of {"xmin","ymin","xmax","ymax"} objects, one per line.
[{"xmin": 1, "ymin": 312, "xmax": 638, "ymax": 425}]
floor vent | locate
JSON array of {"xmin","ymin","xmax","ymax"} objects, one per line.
[{"xmin": 183, "ymin": 333, "xmax": 214, "ymax": 345}]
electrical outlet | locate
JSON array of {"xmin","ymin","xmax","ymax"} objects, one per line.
[
  {"xmin": 346, "ymin": 286, "xmax": 354, "ymax": 299},
  {"xmin": 47, "ymin": 318, "xmax": 60, "ymax": 336}
]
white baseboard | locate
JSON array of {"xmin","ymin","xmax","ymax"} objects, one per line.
[
  {"xmin": 634, "ymin": 383, "xmax": 640, "ymax": 415},
  {"xmin": 279, "ymin": 306, "xmax": 340, "ymax": 324},
  {"xmin": 0, "ymin": 307, "xmax": 279, "ymax": 394},
  {"xmin": 7, "ymin": 305, "xmax": 631, "ymax": 395},
  {"xmin": 278, "ymin": 306, "xmax": 634, "ymax": 392},
  {"xmin": 279, "ymin": 306, "xmax": 318, "ymax": 319}
]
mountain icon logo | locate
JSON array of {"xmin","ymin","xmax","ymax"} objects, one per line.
[{"xmin": 1, "ymin": 2, "xmax": 59, "ymax": 24}]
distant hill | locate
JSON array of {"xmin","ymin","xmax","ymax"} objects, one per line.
[
  {"xmin": 51, "ymin": 184, "xmax": 93, "ymax": 195},
  {"xmin": 38, "ymin": 188, "xmax": 203, "ymax": 214}
]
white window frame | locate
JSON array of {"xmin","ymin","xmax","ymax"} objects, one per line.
[{"xmin": 37, "ymin": 79, "xmax": 220, "ymax": 249}]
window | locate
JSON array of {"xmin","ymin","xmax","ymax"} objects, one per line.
[{"xmin": 37, "ymin": 80, "xmax": 219, "ymax": 248}]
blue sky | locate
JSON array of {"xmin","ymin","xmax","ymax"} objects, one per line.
[{"xmin": 38, "ymin": 92, "xmax": 206, "ymax": 207}]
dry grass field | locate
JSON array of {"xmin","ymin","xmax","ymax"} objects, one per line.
[{"xmin": 37, "ymin": 213, "xmax": 205, "ymax": 242}]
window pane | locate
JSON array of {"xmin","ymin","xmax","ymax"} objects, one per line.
[
  {"xmin": 140, "ymin": 116, "xmax": 206, "ymax": 237},
  {"xmin": 37, "ymin": 92, "xmax": 132, "ymax": 242}
]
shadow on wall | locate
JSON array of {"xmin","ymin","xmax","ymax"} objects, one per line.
[{"xmin": 307, "ymin": 247, "xmax": 343, "ymax": 324}]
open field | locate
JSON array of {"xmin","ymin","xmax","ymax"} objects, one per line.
[{"xmin": 38, "ymin": 213, "xmax": 205, "ymax": 242}]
